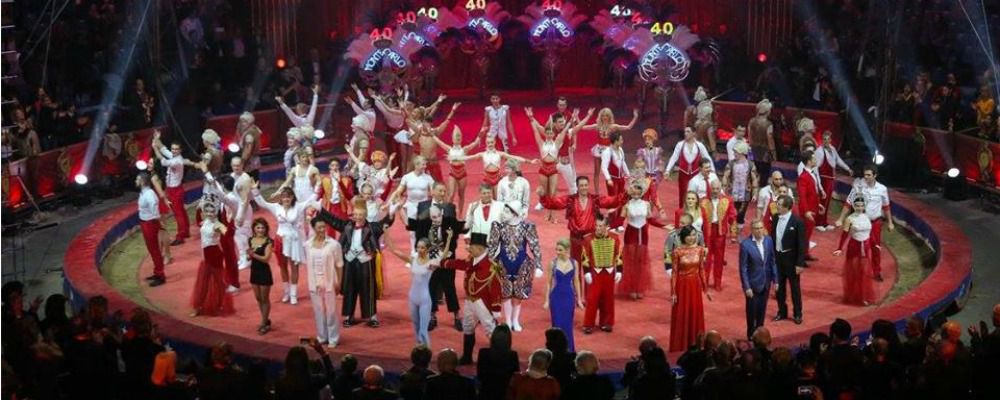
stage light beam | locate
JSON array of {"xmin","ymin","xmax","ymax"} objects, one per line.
[
  {"xmin": 873, "ymin": 152, "xmax": 885, "ymax": 165},
  {"xmin": 74, "ymin": 174, "xmax": 89, "ymax": 185}
]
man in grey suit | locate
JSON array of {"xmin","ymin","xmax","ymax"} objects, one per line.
[
  {"xmin": 771, "ymin": 195, "xmax": 808, "ymax": 325},
  {"xmin": 739, "ymin": 219, "xmax": 778, "ymax": 339}
]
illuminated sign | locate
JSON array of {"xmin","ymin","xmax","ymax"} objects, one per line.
[
  {"xmin": 639, "ymin": 42, "xmax": 690, "ymax": 82},
  {"xmin": 468, "ymin": 17, "xmax": 499, "ymax": 37},
  {"xmin": 530, "ymin": 17, "xmax": 573, "ymax": 38},
  {"xmin": 362, "ymin": 48, "xmax": 408, "ymax": 71}
]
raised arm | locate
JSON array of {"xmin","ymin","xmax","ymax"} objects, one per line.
[
  {"xmin": 461, "ymin": 135, "xmax": 481, "ymax": 153},
  {"xmin": 432, "ymin": 103, "xmax": 460, "ymax": 134},
  {"xmin": 498, "ymin": 151, "xmax": 532, "ymax": 164},
  {"xmin": 305, "ymin": 86, "xmax": 319, "ymax": 125},
  {"xmin": 426, "ymin": 93, "xmax": 446, "ymax": 117},
  {"xmin": 383, "ymin": 237, "xmax": 412, "ymax": 263},
  {"xmin": 615, "ymin": 109, "xmax": 640, "ymax": 131},
  {"xmin": 277, "ymin": 100, "xmax": 303, "ymax": 125},
  {"xmin": 524, "ymin": 107, "xmax": 545, "ymax": 147}
]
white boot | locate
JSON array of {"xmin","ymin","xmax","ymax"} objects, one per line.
[
  {"xmin": 281, "ymin": 282, "xmax": 290, "ymax": 303},
  {"xmin": 512, "ymin": 303, "xmax": 523, "ymax": 332},
  {"xmin": 290, "ymin": 284, "xmax": 298, "ymax": 305},
  {"xmin": 534, "ymin": 203, "xmax": 543, "ymax": 211},
  {"xmin": 502, "ymin": 299, "xmax": 513, "ymax": 328}
]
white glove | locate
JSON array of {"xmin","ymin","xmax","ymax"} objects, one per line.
[
  {"xmin": 614, "ymin": 272, "xmax": 622, "ymax": 283},
  {"xmin": 584, "ymin": 273, "xmax": 593, "ymax": 285},
  {"xmin": 534, "ymin": 268, "xmax": 543, "ymax": 279}
]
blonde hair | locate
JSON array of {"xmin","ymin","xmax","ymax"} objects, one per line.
[
  {"xmin": 201, "ymin": 129, "xmax": 221, "ymax": 145},
  {"xmin": 597, "ymin": 108, "xmax": 615, "ymax": 129},
  {"xmin": 556, "ymin": 238, "xmax": 570, "ymax": 249}
]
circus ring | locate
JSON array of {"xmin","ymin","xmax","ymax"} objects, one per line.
[{"xmin": 63, "ymin": 107, "xmax": 972, "ymax": 380}]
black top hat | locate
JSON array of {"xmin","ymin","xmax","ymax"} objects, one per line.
[{"xmin": 469, "ymin": 233, "xmax": 488, "ymax": 247}]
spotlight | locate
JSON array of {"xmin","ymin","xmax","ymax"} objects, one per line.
[
  {"xmin": 74, "ymin": 174, "xmax": 89, "ymax": 185},
  {"xmin": 757, "ymin": 52, "xmax": 768, "ymax": 63},
  {"xmin": 943, "ymin": 168, "xmax": 966, "ymax": 201},
  {"xmin": 276, "ymin": 58, "xmax": 286, "ymax": 69},
  {"xmin": 135, "ymin": 160, "xmax": 148, "ymax": 170},
  {"xmin": 227, "ymin": 143, "xmax": 241, "ymax": 153},
  {"xmin": 314, "ymin": 129, "xmax": 325, "ymax": 139},
  {"xmin": 873, "ymin": 152, "xmax": 885, "ymax": 165}
]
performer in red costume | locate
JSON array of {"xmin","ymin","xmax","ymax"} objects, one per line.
[
  {"xmin": 539, "ymin": 176, "xmax": 625, "ymax": 288},
  {"xmin": 836, "ymin": 164, "xmax": 894, "ymax": 282},
  {"xmin": 137, "ymin": 172, "xmax": 168, "ymax": 287},
  {"xmin": 699, "ymin": 181, "xmax": 737, "ymax": 290},
  {"xmin": 665, "ymin": 127, "xmax": 714, "ymax": 209},
  {"xmin": 601, "ymin": 133, "xmax": 630, "ymax": 228},
  {"xmin": 814, "ymin": 131, "xmax": 853, "ymax": 230},
  {"xmin": 441, "ymin": 233, "xmax": 503, "ymax": 365},
  {"xmin": 797, "ymin": 150, "xmax": 824, "ymax": 261},
  {"xmin": 580, "ymin": 214, "xmax": 622, "ymax": 334}
]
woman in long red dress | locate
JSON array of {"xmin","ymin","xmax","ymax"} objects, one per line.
[
  {"xmin": 834, "ymin": 197, "xmax": 876, "ymax": 306},
  {"xmin": 620, "ymin": 182, "xmax": 668, "ymax": 300},
  {"xmin": 669, "ymin": 226, "xmax": 712, "ymax": 352},
  {"xmin": 190, "ymin": 202, "xmax": 235, "ymax": 317}
]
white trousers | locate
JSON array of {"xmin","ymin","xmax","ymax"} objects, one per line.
[
  {"xmin": 557, "ymin": 160, "xmax": 577, "ymax": 194},
  {"xmin": 310, "ymin": 289, "xmax": 340, "ymax": 345},
  {"xmin": 234, "ymin": 225, "xmax": 251, "ymax": 268},
  {"xmin": 462, "ymin": 298, "xmax": 496, "ymax": 336}
]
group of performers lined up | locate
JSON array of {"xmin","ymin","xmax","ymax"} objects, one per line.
[{"xmin": 134, "ymin": 88, "xmax": 896, "ymax": 358}]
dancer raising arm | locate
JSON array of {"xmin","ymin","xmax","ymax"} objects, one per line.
[
  {"xmin": 460, "ymin": 136, "xmax": 534, "ymax": 196},
  {"xmin": 276, "ymin": 84, "xmax": 320, "ymax": 128},
  {"xmin": 526, "ymin": 106, "xmax": 594, "ymax": 221},
  {"xmin": 411, "ymin": 102, "xmax": 460, "ymax": 183},
  {"xmin": 384, "ymin": 230, "xmax": 452, "ymax": 347},
  {"xmin": 433, "ymin": 126, "xmax": 480, "ymax": 213},
  {"xmin": 252, "ymin": 180, "xmax": 320, "ymax": 305},
  {"xmin": 345, "ymin": 83, "xmax": 377, "ymax": 157},
  {"xmin": 582, "ymin": 108, "xmax": 639, "ymax": 191}
]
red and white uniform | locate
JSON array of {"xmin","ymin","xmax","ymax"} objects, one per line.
[
  {"xmin": 158, "ymin": 146, "xmax": 190, "ymax": 241},
  {"xmin": 443, "ymin": 253, "xmax": 503, "ymax": 335},
  {"xmin": 557, "ymin": 131, "xmax": 577, "ymax": 194},
  {"xmin": 687, "ymin": 172, "xmax": 721, "ymax": 200},
  {"xmin": 581, "ymin": 233, "xmax": 622, "ymax": 329},
  {"xmin": 138, "ymin": 187, "xmax": 166, "ymax": 280},
  {"xmin": 665, "ymin": 140, "xmax": 714, "ymax": 208},
  {"xmin": 700, "ymin": 195, "xmax": 737, "ymax": 289},
  {"xmin": 815, "ymin": 144, "xmax": 851, "ymax": 226},
  {"xmin": 844, "ymin": 179, "xmax": 891, "ymax": 276},
  {"xmin": 797, "ymin": 167, "xmax": 822, "ymax": 255}
]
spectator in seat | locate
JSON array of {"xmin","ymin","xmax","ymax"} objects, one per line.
[
  {"xmin": 195, "ymin": 342, "xmax": 248, "ymax": 400},
  {"xmin": 399, "ymin": 345, "xmax": 434, "ymax": 400},
  {"xmin": 506, "ymin": 348, "xmax": 560, "ymax": 400},
  {"xmin": 562, "ymin": 351, "xmax": 615, "ymax": 400},
  {"xmin": 478, "ymin": 325, "xmax": 519, "ymax": 400},
  {"xmin": 543, "ymin": 328, "xmax": 576, "ymax": 391},
  {"xmin": 817, "ymin": 318, "xmax": 864, "ymax": 399},
  {"xmin": 629, "ymin": 347, "xmax": 675, "ymax": 400},
  {"xmin": 121, "ymin": 308, "xmax": 165, "ymax": 398},
  {"xmin": 273, "ymin": 340, "xmax": 336, "ymax": 400},
  {"xmin": 352, "ymin": 365, "xmax": 398, "ymax": 400},
  {"xmin": 620, "ymin": 335, "xmax": 658, "ymax": 388},
  {"xmin": 423, "ymin": 348, "xmax": 476, "ymax": 400},
  {"xmin": 334, "ymin": 354, "xmax": 363, "ymax": 400}
]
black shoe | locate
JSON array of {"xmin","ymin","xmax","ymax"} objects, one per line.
[
  {"xmin": 367, "ymin": 319, "xmax": 380, "ymax": 328},
  {"xmin": 793, "ymin": 316, "xmax": 803, "ymax": 325},
  {"xmin": 343, "ymin": 318, "xmax": 357, "ymax": 328},
  {"xmin": 148, "ymin": 277, "xmax": 166, "ymax": 287},
  {"xmin": 144, "ymin": 274, "xmax": 159, "ymax": 281},
  {"xmin": 454, "ymin": 317, "xmax": 463, "ymax": 332},
  {"xmin": 600, "ymin": 325, "xmax": 613, "ymax": 333},
  {"xmin": 773, "ymin": 315, "xmax": 787, "ymax": 322},
  {"xmin": 169, "ymin": 239, "xmax": 184, "ymax": 246},
  {"xmin": 805, "ymin": 255, "xmax": 818, "ymax": 261},
  {"xmin": 874, "ymin": 273, "xmax": 884, "ymax": 282},
  {"xmin": 583, "ymin": 327, "xmax": 594, "ymax": 335},
  {"xmin": 429, "ymin": 316, "xmax": 438, "ymax": 331}
]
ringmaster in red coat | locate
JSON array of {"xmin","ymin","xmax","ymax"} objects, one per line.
[
  {"xmin": 797, "ymin": 150, "xmax": 824, "ymax": 260},
  {"xmin": 699, "ymin": 181, "xmax": 737, "ymax": 290},
  {"xmin": 441, "ymin": 233, "xmax": 503, "ymax": 365},
  {"xmin": 580, "ymin": 214, "xmax": 623, "ymax": 334}
]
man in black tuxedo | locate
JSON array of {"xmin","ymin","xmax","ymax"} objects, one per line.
[
  {"xmin": 770, "ymin": 195, "xmax": 808, "ymax": 325},
  {"xmin": 410, "ymin": 182, "xmax": 463, "ymax": 331}
]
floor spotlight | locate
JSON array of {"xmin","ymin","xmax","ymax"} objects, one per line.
[
  {"xmin": 943, "ymin": 168, "xmax": 966, "ymax": 201},
  {"xmin": 314, "ymin": 129, "xmax": 325, "ymax": 139},
  {"xmin": 74, "ymin": 174, "xmax": 89, "ymax": 185},
  {"xmin": 227, "ymin": 143, "xmax": 241, "ymax": 153},
  {"xmin": 873, "ymin": 152, "xmax": 885, "ymax": 166},
  {"xmin": 135, "ymin": 160, "xmax": 148, "ymax": 170}
]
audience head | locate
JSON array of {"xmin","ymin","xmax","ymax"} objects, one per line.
[
  {"xmin": 772, "ymin": 347, "xmax": 794, "ymax": 369},
  {"xmin": 809, "ymin": 332, "xmax": 830, "ymax": 355},
  {"xmin": 642, "ymin": 347, "xmax": 671, "ymax": 374},
  {"xmin": 128, "ymin": 308, "xmax": 153, "ymax": 337},
  {"xmin": 437, "ymin": 349, "xmax": 459, "ymax": 373},
  {"xmin": 43, "ymin": 294, "xmax": 68, "ymax": 322},
  {"xmin": 283, "ymin": 346, "xmax": 310, "ymax": 378},
  {"xmin": 490, "ymin": 324, "xmax": 513, "ymax": 353},
  {"xmin": 704, "ymin": 330, "xmax": 723, "ymax": 350},
  {"xmin": 528, "ymin": 348, "xmax": 554, "ymax": 373},
  {"xmin": 638, "ymin": 335, "xmax": 658, "ymax": 354},
  {"xmin": 410, "ymin": 345, "xmax": 432, "ymax": 369},
  {"xmin": 830, "ymin": 318, "xmax": 852, "ymax": 342},
  {"xmin": 941, "ymin": 321, "xmax": 962, "ymax": 343},
  {"xmin": 752, "ymin": 327, "xmax": 772, "ymax": 349},
  {"xmin": 210, "ymin": 341, "xmax": 234, "ymax": 368},
  {"xmin": 545, "ymin": 328, "xmax": 570, "ymax": 354},
  {"xmin": 574, "ymin": 351, "xmax": 600, "ymax": 375},
  {"xmin": 905, "ymin": 315, "xmax": 925, "ymax": 339},
  {"xmin": 341, "ymin": 354, "xmax": 358, "ymax": 373},
  {"xmin": 993, "ymin": 303, "xmax": 1000, "ymax": 327},
  {"xmin": 363, "ymin": 365, "xmax": 385, "ymax": 387}
]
